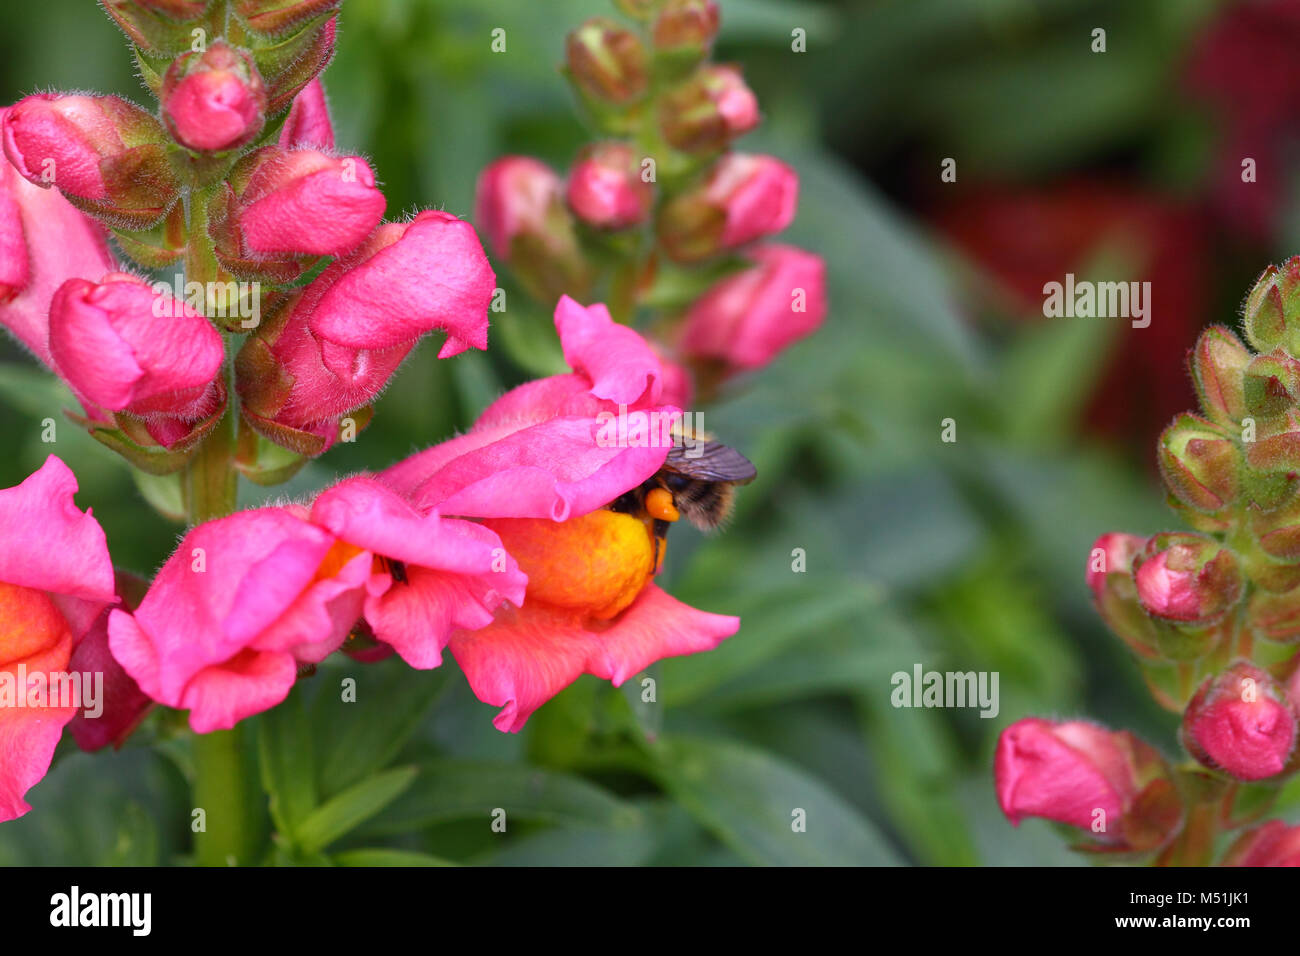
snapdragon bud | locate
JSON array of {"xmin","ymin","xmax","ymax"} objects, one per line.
[
  {"xmin": 1134, "ymin": 533, "xmax": 1243, "ymax": 625},
  {"xmin": 1182, "ymin": 662, "xmax": 1298, "ymax": 782},
  {"xmin": 1, "ymin": 93, "xmax": 178, "ymax": 229},
  {"xmin": 658, "ymin": 65, "xmax": 759, "ymax": 154},
  {"xmin": 474, "ymin": 156, "xmax": 590, "ymax": 302},
  {"xmin": 657, "ymin": 153, "xmax": 798, "ymax": 262},
  {"xmin": 1156, "ymin": 414, "xmax": 1240, "ymax": 514},
  {"xmin": 614, "ymin": 0, "xmax": 662, "ymax": 20},
  {"xmin": 1086, "ymin": 532, "xmax": 1160, "ymax": 659},
  {"xmin": 566, "ymin": 18, "xmax": 649, "ymax": 107},
  {"xmin": 652, "ymin": 0, "xmax": 720, "ymax": 71},
  {"xmin": 209, "ymin": 145, "xmax": 386, "ymax": 281},
  {"xmin": 566, "ymin": 142, "xmax": 653, "ymax": 230},
  {"xmin": 995, "ymin": 718, "xmax": 1183, "ymax": 853},
  {"xmin": 1242, "ymin": 348, "xmax": 1300, "ymax": 426},
  {"xmin": 162, "ymin": 41, "xmax": 267, "ymax": 152},
  {"xmin": 1192, "ymin": 325, "xmax": 1250, "ymax": 427},
  {"xmin": 1243, "ymin": 257, "xmax": 1300, "ymax": 357},
  {"xmin": 1222, "ymin": 820, "xmax": 1300, "ymax": 865},
  {"xmin": 233, "ymin": 0, "xmax": 341, "ymax": 36},
  {"xmin": 100, "ymin": 0, "xmax": 216, "ymax": 55}
]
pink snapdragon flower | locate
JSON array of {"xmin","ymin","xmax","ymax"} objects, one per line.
[
  {"xmin": 106, "ymin": 489, "xmax": 528, "ymax": 731},
  {"xmin": 308, "ymin": 477, "xmax": 527, "ymax": 668},
  {"xmin": 0, "ymin": 456, "xmax": 116, "ymax": 821},
  {"xmin": 380, "ymin": 296, "xmax": 739, "ymax": 732},
  {"xmin": 678, "ymin": 243, "xmax": 826, "ymax": 371},
  {"xmin": 107, "ymin": 507, "xmax": 373, "ymax": 733},
  {"xmin": 236, "ymin": 210, "xmax": 495, "ymax": 454}
]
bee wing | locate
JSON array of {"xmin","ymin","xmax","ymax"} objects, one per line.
[{"xmin": 665, "ymin": 441, "xmax": 757, "ymax": 484}]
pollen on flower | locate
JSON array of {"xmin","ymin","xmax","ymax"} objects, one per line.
[
  {"xmin": 0, "ymin": 581, "xmax": 70, "ymax": 669},
  {"xmin": 484, "ymin": 510, "xmax": 655, "ymax": 620},
  {"xmin": 314, "ymin": 540, "xmax": 365, "ymax": 581}
]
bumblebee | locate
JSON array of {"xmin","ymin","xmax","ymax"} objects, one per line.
[{"xmin": 608, "ymin": 440, "xmax": 757, "ymax": 570}]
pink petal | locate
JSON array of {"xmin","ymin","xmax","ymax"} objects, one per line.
[
  {"xmin": 451, "ymin": 584, "xmax": 737, "ymax": 733},
  {"xmin": 0, "ymin": 700, "xmax": 76, "ymax": 822},
  {"xmin": 554, "ymin": 295, "xmax": 662, "ymax": 406},
  {"xmin": 0, "ymin": 456, "xmax": 115, "ymax": 610}
]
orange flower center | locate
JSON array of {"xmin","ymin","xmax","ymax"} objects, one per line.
[
  {"xmin": 0, "ymin": 581, "xmax": 71, "ymax": 672},
  {"xmin": 315, "ymin": 540, "xmax": 366, "ymax": 581},
  {"xmin": 483, "ymin": 510, "xmax": 656, "ymax": 620}
]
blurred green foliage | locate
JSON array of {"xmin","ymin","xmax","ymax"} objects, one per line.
[{"xmin": 2, "ymin": 0, "xmax": 1283, "ymax": 866}]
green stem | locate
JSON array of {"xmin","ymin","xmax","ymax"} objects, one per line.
[
  {"xmin": 180, "ymin": 183, "xmax": 265, "ymax": 865},
  {"xmin": 192, "ymin": 725, "xmax": 266, "ymax": 866}
]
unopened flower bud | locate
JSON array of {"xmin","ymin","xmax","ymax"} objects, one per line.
[
  {"xmin": 1, "ymin": 94, "xmax": 178, "ymax": 229},
  {"xmin": 233, "ymin": 0, "xmax": 341, "ymax": 35},
  {"xmin": 614, "ymin": 0, "xmax": 662, "ymax": 20},
  {"xmin": 1134, "ymin": 533, "xmax": 1243, "ymax": 625},
  {"xmin": 1086, "ymin": 532, "xmax": 1161, "ymax": 658},
  {"xmin": 1247, "ymin": 587, "xmax": 1300, "ymax": 642},
  {"xmin": 1192, "ymin": 325, "xmax": 1250, "ymax": 426},
  {"xmin": 566, "ymin": 18, "xmax": 649, "ymax": 106},
  {"xmin": 1156, "ymin": 414, "xmax": 1240, "ymax": 513},
  {"xmin": 657, "ymin": 153, "xmax": 797, "ymax": 262},
  {"xmin": 1182, "ymin": 662, "xmax": 1297, "ymax": 781},
  {"xmin": 1222, "ymin": 820, "xmax": 1300, "ymax": 866},
  {"xmin": 1243, "ymin": 257, "xmax": 1300, "ymax": 357},
  {"xmin": 100, "ymin": 0, "xmax": 215, "ymax": 55},
  {"xmin": 678, "ymin": 243, "xmax": 826, "ymax": 372},
  {"xmin": 566, "ymin": 142, "xmax": 652, "ymax": 229},
  {"xmin": 162, "ymin": 41, "xmax": 267, "ymax": 152},
  {"xmin": 210, "ymin": 145, "xmax": 385, "ymax": 279},
  {"xmin": 0, "ymin": 115, "xmax": 114, "ymax": 370},
  {"xmin": 257, "ymin": 16, "xmax": 338, "ymax": 116},
  {"xmin": 48, "ymin": 273, "xmax": 224, "ymax": 438},
  {"xmin": 135, "ymin": 0, "xmax": 209, "ymax": 16},
  {"xmin": 1242, "ymin": 348, "xmax": 1300, "ymax": 425},
  {"xmin": 995, "ymin": 718, "xmax": 1182, "ymax": 852},
  {"xmin": 652, "ymin": 0, "xmax": 720, "ymax": 68},
  {"xmin": 475, "ymin": 156, "xmax": 590, "ymax": 302},
  {"xmin": 279, "ymin": 77, "xmax": 333, "ymax": 150},
  {"xmin": 658, "ymin": 65, "xmax": 759, "ymax": 153}
]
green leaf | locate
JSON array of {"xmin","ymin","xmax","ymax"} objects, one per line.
[
  {"xmin": 257, "ymin": 687, "xmax": 317, "ymax": 841},
  {"xmin": 647, "ymin": 735, "xmax": 903, "ymax": 866},
  {"xmin": 312, "ymin": 661, "xmax": 448, "ymax": 799},
  {"xmin": 295, "ymin": 766, "xmax": 419, "ymax": 854},
  {"xmin": 333, "ymin": 848, "xmax": 457, "ymax": 867},
  {"xmin": 358, "ymin": 760, "xmax": 642, "ymax": 837},
  {"xmin": 131, "ymin": 468, "xmax": 185, "ymax": 522}
]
